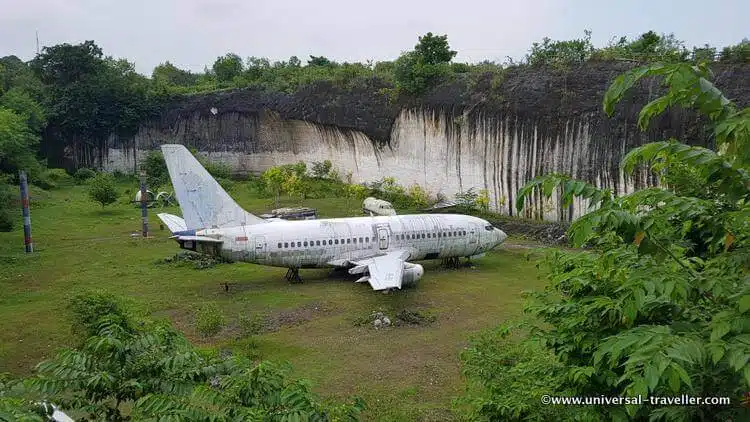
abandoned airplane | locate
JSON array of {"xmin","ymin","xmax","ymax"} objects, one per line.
[{"xmin": 156, "ymin": 144, "xmax": 508, "ymax": 291}]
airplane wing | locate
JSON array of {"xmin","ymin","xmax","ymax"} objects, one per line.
[{"xmin": 347, "ymin": 250, "xmax": 411, "ymax": 291}]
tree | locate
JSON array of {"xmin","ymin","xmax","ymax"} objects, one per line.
[
  {"xmin": 151, "ymin": 61, "xmax": 199, "ymax": 86},
  {"xmin": 307, "ymin": 55, "xmax": 333, "ymax": 67},
  {"xmin": 463, "ymin": 63, "xmax": 750, "ymax": 421},
  {"xmin": 282, "ymin": 172, "xmax": 304, "ymax": 204},
  {"xmin": 0, "ymin": 87, "xmax": 47, "ymax": 133},
  {"xmin": 394, "ymin": 32, "xmax": 456, "ymax": 96},
  {"xmin": 413, "ymin": 32, "xmax": 457, "ymax": 65},
  {"xmin": 407, "ymin": 184, "xmax": 429, "ymax": 208},
  {"xmin": 719, "ymin": 38, "xmax": 750, "ymax": 63},
  {"xmin": 262, "ymin": 166, "xmax": 287, "ymax": 207},
  {"xmin": 475, "ymin": 189, "xmax": 490, "ymax": 212},
  {"xmin": 212, "ymin": 53, "xmax": 244, "ymax": 83},
  {"xmin": 31, "ymin": 41, "xmax": 150, "ymax": 169},
  {"xmin": 345, "ymin": 183, "xmax": 368, "ymax": 213},
  {"xmin": 88, "ymin": 173, "xmax": 119, "ymax": 207},
  {"xmin": 0, "ymin": 107, "xmax": 41, "ymax": 178}
]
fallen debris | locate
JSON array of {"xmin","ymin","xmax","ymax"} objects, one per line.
[{"xmin": 354, "ymin": 309, "xmax": 437, "ymax": 329}]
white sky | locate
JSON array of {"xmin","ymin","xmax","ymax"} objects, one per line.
[{"xmin": 1, "ymin": 0, "xmax": 748, "ymax": 75}]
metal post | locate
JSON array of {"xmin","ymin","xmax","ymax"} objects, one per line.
[
  {"xmin": 19, "ymin": 171, "xmax": 33, "ymax": 253},
  {"xmin": 139, "ymin": 169, "xmax": 148, "ymax": 237}
]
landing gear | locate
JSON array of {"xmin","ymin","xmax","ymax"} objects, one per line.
[
  {"xmin": 285, "ymin": 268, "xmax": 303, "ymax": 284},
  {"xmin": 441, "ymin": 257, "xmax": 462, "ymax": 269}
]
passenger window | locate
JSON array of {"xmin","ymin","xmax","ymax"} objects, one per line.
[
  {"xmin": 347, "ymin": 238, "xmax": 351, "ymax": 244},
  {"xmin": 359, "ymin": 237, "xmax": 363, "ymax": 243},
  {"xmin": 328, "ymin": 239, "xmax": 333, "ymax": 245},
  {"xmin": 421, "ymin": 233, "xmax": 425, "ymax": 239},
  {"xmin": 335, "ymin": 239, "xmax": 339, "ymax": 244},
  {"xmin": 453, "ymin": 231, "xmax": 457, "ymax": 236},
  {"xmin": 340, "ymin": 239, "xmax": 344, "ymax": 244},
  {"xmin": 316, "ymin": 240, "xmax": 320, "ymax": 246},
  {"xmin": 304, "ymin": 241, "xmax": 308, "ymax": 246},
  {"xmin": 297, "ymin": 241, "xmax": 301, "ymax": 247},
  {"xmin": 365, "ymin": 237, "xmax": 369, "ymax": 242},
  {"xmin": 284, "ymin": 242, "xmax": 288, "ymax": 248},
  {"xmin": 278, "ymin": 242, "xmax": 282, "ymax": 248}
]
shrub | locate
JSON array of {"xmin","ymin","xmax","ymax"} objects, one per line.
[
  {"xmin": 203, "ymin": 160, "xmax": 232, "ymax": 180},
  {"xmin": 43, "ymin": 168, "xmax": 72, "ymax": 183},
  {"xmin": 238, "ymin": 313, "xmax": 267, "ymax": 336},
  {"xmin": 311, "ymin": 160, "xmax": 333, "ymax": 178},
  {"xmin": 87, "ymin": 173, "xmax": 119, "ymax": 207},
  {"xmin": 0, "ymin": 181, "xmax": 14, "ymax": 232},
  {"xmin": 74, "ymin": 167, "xmax": 96, "ymax": 183},
  {"xmin": 143, "ymin": 150, "xmax": 168, "ymax": 188},
  {"xmin": 67, "ymin": 290, "xmax": 132, "ymax": 338},
  {"xmin": 407, "ymin": 184, "xmax": 429, "ymax": 208},
  {"xmin": 196, "ymin": 302, "xmax": 225, "ymax": 337},
  {"xmin": 216, "ymin": 177, "xmax": 235, "ymax": 192}
]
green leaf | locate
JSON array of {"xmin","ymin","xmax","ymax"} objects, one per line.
[
  {"xmin": 739, "ymin": 295, "xmax": 750, "ymax": 314},
  {"xmin": 711, "ymin": 321, "xmax": 731, "ymax": 342},
  {"xmin": 644, "ymin": 364, "xmax": 659, "ymax": 392}
]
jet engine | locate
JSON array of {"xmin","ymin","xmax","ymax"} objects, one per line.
[{"xmin": 402, "ymin": 262, "xmax": 424, "ymax": 287}]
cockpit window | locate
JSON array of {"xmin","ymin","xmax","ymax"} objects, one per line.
[{"xmin": 485, "ymin": 225, "xmax": 494, "ymax": 231}]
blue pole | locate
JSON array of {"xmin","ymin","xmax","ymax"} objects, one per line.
[
  {"xmin": 19, "ymin": 171, "xmax": 33, "ymax": 253},
  {"xmin": 140, "ymin": 170, "xmax": 148, "ymax": 237}
]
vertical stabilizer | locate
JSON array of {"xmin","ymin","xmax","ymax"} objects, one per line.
[{"xmin": 160, "ymin": 144, "xmax": 267, "ymax": 229}]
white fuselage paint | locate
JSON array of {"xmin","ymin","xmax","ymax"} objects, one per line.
[{"xmin": 195, "ymin": 214, "xmax": 506, "ymax": 268}]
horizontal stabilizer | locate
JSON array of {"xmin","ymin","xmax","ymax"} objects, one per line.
[
  {"xmin": 157, "ymin": 213, "xmax": 188, "ymax": 234},
  {"xmin": 175, "ymin": 235, "xmax": 223, "ymax": 244}
]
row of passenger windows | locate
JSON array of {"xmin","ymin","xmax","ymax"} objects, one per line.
[
  {"xmin": 276, "ymin": 229, "xmax": 468, "ymax": 249},
  {"xmin": 279, "ymin": 237, "xmax": 370, "ymax": 249},
  {"xmin": 396, "ymin": 230, "xmax": 466, "ymax": 240}
]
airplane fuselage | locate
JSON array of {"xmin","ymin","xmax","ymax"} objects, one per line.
[{"xmin": 182, "ymin": 213, "xmax": 506, "ymax": 268}]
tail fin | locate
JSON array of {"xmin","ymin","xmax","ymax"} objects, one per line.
[{"xmin": 160, "ymin": 144, "xmax": 267, "ymax": 229}]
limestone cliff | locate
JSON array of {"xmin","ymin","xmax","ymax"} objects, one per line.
[{"xmin": 104, "ymin": 62, "xmax": 750, "ymax": 221}]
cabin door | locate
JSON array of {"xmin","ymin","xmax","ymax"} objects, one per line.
[
  {"xmin": 468, "ymin": 227, "xmax": 478, "ymax": 244},
  {"xmin": 253, "ymin": 236, "xmax": 267, "ymax": 262},
  {"xmin": 377, "ymin": 227, "xmax": 390, "ymax": 250}
]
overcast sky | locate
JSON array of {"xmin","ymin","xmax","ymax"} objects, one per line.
[{"xmin": 1, "ymin": 0, "xmax": 748, "ymax": 75}]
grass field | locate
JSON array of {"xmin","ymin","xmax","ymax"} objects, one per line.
[{"xmin": 0, "ymin": 179, "xmax": 552, "ymax": 420}]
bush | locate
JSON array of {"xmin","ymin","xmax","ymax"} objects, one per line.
[
  {"xmin": 74, "ymin": 168, "xmax": 96, "ymax": 183},
  {"xmin": 0, "ymin": 181, "xmax": 14, "ymax": 232},
  {"xmin": 87, "ymin": 173, "xmax": 119, "ymax": 207},
  {"xmin": 196, "ymin": 302, "xmax": 225, "ymax": 337},
  {"xmin": 143, "ymin": 150, "xmax": 168, "ymax": 189},
  {"xmin": 216, "ymin": 177, "xmax": 235, "ymax": 193},
  {"xmin": 203, "ymin": 160, "xmax": 232, "ymax": 180},
  {"xmin": 311, "ymin": 160, "xmax": 333, "ymax": 178},
  {"xmin": 407, "ymin": 184, "xmax": 429, "ymax": 208},
  {"xmin": 238, "ymin": 313, "xmax": 267, "ymax": 336},
  {"xmin": 67, "ymin": 290, "xmax": 132, "ymax": 338}
]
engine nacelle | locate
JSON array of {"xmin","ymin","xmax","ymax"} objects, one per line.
[{"xmin": 402, "ymin": 263, "xmax": 424, "ymax": 287}]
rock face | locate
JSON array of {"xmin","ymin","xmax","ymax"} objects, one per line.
[{"xmin": 102, "ymin": 62, "xmax": 750, "ymax": 221}]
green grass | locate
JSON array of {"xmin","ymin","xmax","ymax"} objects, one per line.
[{"xmin": 0, "ymin": 180, "xmax": 553, "ymax": 420}]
